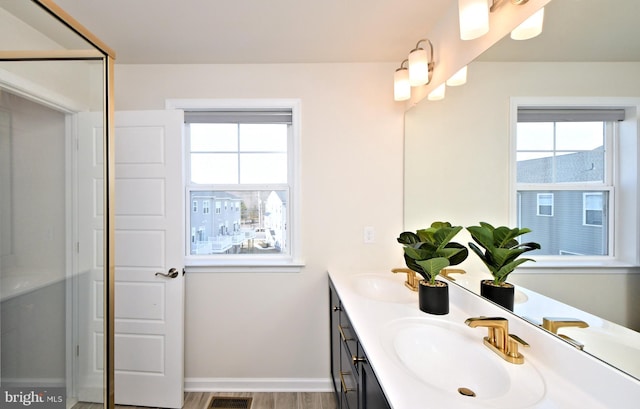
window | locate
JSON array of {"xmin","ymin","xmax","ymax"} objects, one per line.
[
  {"xmin": 536, "ymin": 193, "xmax": 554, "ymax": 216},
  {"xmin": 583, "ymin": 192, "xmax": 603, "ymax": 226},
  {"xmin": 515, "ymin": 107, "xmax": 622, "ymax": 258},
  {"xmin": 177, "ymin": 99, "xmax": 302, "ymax": 270}
]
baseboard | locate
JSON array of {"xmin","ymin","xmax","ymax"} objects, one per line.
[
  {"xmin": 0, "ymin": 378, "xmax": 66, "ymax": 388},
  {"xmin": 184, "ymin": 377, "xmax": 333, "ymax": 392}
]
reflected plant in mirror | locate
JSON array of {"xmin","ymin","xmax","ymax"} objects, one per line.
[{"xmin": 467, "ymin": 223, "xmax": 540, "ymax": 310}]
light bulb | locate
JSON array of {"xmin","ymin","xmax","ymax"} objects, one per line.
[
  {"xmin": 428, "ymin": 83, "xmax": 446, "ymax": 101},
  {"xmin": 394, "ymin": 67, "xmax": 411, "ymax": 101},
  {"xmin": 446, "ymin": 66, "xmax": 468, "ymax": 86},
  {"xmin": 511, "ymin": 8, "xmax": 544, "ymax": 40},
  {"xmin": 408, "ymin": 47, "xmax": 430, "ymax": 87},
  {"xmin": 458, "ymin": 0, "xmax": 489, "ymax": 40}
]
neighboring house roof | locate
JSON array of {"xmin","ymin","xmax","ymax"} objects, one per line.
[
  {"xmin": 268, "ymin": 190, "xmax": 288, "ymax": 205},
  {"xmin": 191, "ymin": 191, "xmax": 242, "ymax": 201},
  {"xmin": 517, "ymin": 147, "xmax": 604, "ymax": 183}
]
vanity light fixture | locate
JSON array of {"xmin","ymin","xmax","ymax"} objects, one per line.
[
  {"xmin": 446, "ymin": 65, "xmax": 468, "ymax": 86},
  {"xmin": 408, "ymin": 39, "xmax": 434, "ymax": 87},
  {"xmin": 459, "ymin": 0, "xmax": 530, "ymax": 41},
  {"xmin": 428, "ymin": 83, "xmax": 446, "ymax": 101},
  {"xmin": 510, "ymin": 7, "xmax": 544, "ymax": 40},
  {"xmin": 394, "ymin": 59, "xmax": 411, "ymax": 101}
]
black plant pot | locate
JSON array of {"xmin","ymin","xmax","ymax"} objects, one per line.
[
  {"xmin": 480, "ymin": 279, "xmax": 515, "ymax": 311},
  {"xmin": 418, "ymin": 280, "xmax": 449, "ymax": 315}
]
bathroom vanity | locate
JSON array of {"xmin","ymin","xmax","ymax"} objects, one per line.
[
  {"xmin": 330, "ymin": 279, "xmax": 391, "ymax": 409},
  {"xmin": 328, "ymin": 270, "xmax": 640, "ymax": 409}
]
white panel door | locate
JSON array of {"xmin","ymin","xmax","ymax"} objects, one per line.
[
  {"xmin": 113, "ymin": 110, "xmax": 184, "ymax": 408},
  {"xmin": 75, "ymin": 111, "xmax": 107, "ymax": 404}
]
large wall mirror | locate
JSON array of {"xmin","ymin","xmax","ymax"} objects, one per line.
[{"xmin": 404, "ymin": 0, "xmax": 640, "ymax": 380}]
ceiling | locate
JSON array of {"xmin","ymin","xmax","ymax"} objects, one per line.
[
  {"xmin": 41, "ymin": 0, "xmax": 640, "ymax": 65},
  {"xmin": 53, "ymin": 0, "xmax": 451, "ymax": 64}
]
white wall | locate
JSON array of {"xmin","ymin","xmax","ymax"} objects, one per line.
[
  {"xmin": 114, "ymin": 63, "xmax": 406, "ymax": 389},
  {"xmin": 405, "ymin": 61, "xmax": 640, "ymax": 330}
]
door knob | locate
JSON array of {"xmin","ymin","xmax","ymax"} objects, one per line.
[{"xmin": 155, "ymin": 268, "xmax": 179, "ymax": 278}]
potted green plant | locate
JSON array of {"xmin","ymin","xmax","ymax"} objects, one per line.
[
  {"xmin": 466, "ymin": 222, "xmax": 541, "ymax": 311},
  {"xmin": 397, "ymin": 222, "xmax": 468, "ymax": 315}
]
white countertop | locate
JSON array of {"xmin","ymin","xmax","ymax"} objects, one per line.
[{"xmin": 328, "ymin": 269, "xmax": 640, "ymax": 409}]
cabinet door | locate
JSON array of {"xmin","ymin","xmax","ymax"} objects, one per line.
[
  {"xmin": 329, "ymin": 283, "xmax": 342, "ymax": 402},
  {"xmin": 360, "ymin": 360, "xmax": 391, "ymax": 409}
]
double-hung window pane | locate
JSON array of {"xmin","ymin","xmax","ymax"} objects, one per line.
[
  {"xmin": 190, "ymin": 123, "xmax": 287, "ymax": 185},
  {"xmin": 186, "ymin": 110, "xmax": 291, "ymax": 257},
  {"xmin": 515, "ymin": 109, "xmax": 619, "ymax": 257}
]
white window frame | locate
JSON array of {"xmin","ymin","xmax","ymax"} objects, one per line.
[
  {"xmin": 510, "ymin": 97, "xmax": 640, "ymax": 268},
  {"xmin": 167, "ymin": 99, "xmax": 303, "ymax": 272},
  {"xmin": 536, "ymin": 193, "xmax": 554, "ymax": 217}
]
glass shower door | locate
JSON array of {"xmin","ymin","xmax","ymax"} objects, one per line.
[
  {"xmin": 0, "ymin": 1, "xmax": 115, "ymax": 409},
  {"xmin": 0, "ymin": 59, "xmax": 105, "ymax": 409}
]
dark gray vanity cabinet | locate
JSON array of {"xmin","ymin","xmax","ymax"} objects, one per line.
[{"xmin": 329, "ymin": 279, "xmax": 391, "ymax": 409}]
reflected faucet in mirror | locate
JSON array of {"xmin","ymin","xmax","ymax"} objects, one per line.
[{"xmin": 542, "ymin": 317, "xmax": 589, "ymax": 350}]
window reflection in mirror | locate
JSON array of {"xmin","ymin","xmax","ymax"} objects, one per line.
[{"xmin": 403, "ymin": 0, "xmax": 640, "ymax": 381}]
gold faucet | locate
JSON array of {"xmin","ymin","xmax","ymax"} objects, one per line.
[
  {"xmin": 542, "ymin": 317, "xmax": 589, "ymax": 333},
  {"xmin": 391, "ymin": 268, "xmax": 419, "ymax": 291},
  {"xmin": 542, "ymin": 317, "xmax": 589, "ymax": 350},
  {"xmin": 465, "ymin": 317, "xmax": 529, "ymax": 364},
  {"xmin": 440, "ymin": 268, "xmax": 466, "ymax": 282}
]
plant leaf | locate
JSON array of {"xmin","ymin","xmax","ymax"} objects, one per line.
[
  {"xmin": 444, "ymin": 242, "xmax": 469, "ymax": 266},
  {"xmin": 494, "ymin": 258, "xmax": 536, "ymax": 283},
  {"xmin": 416, "ymin": 257, "xmax": 450, "ymax": 284},
  {"xmin": 403, "ymin": 246, "xmax": 431, "ymax": 261},
  {"xmin": 434, "ymin": 225, "xmax": 463, "ymax": 250},
  {"xmin": 467, "ymin": 225, "xmax": 495, "ymax": 251},
  {"xmin": 397, "ymin": 231, "xmax": 420, "ymax": 245}
]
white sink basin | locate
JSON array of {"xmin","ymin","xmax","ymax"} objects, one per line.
[
  {"xmin": 382, "ymin": 318, "xmax": 546, "ymax": 409},
  {"xmin": 351, "ymin": 274, "xmax": 416, "ymax": 303}
]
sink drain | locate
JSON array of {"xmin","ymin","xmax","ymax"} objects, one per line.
[{"xmin": 458, "ymin": 387, "xmax": 476, "ymax": 397}]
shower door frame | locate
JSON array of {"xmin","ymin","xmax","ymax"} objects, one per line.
[{"xmin": 0, "ymin": 2, "xmax": 116, "ymax": 409}]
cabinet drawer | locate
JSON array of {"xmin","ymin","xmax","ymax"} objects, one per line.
[
  {"xmin": 339, "ymin": 343, "xmax": 358, "ymax": 409},
  {"xmin": 339, "ymin": 310, "xmax": 359, "ymax": 363}
]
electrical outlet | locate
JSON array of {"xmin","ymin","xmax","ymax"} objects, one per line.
[{"xmin": 363, "ymin": 226, "xmax": 375, "ymax": 243}]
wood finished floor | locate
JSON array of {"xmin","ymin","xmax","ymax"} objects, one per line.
[{"xmin": 72, "ymin": 392, "xmax": 337, "ymax": 409}]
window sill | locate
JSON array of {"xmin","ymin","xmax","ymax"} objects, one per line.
[{"xmin": 184, "ymin": 257, "xmax": 305, "ymax": 273}]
